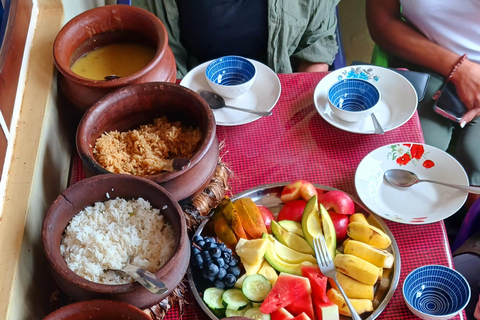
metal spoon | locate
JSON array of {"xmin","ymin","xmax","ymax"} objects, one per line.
[
  {"xmin": 163, "ymin": 158, "xmax": 191, "ymax": 172},
  {"xmin": 109, "ymin": 261, "xmax": 168, "ymax": 294},
  {"xmin": 383, "ymin": 169, "xmax": 480, "ymax": 194},
  {"xmin": 371, "ymin": 113, "xmax": 385, "ymax": 134},
  {"xmin": 199, "ymin": 90, "xmax": 272, "ymax": 117}
]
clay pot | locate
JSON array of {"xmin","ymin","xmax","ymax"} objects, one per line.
[
  {"xmin": 43, "ymin": 300, "xmax": 151, "ymax": 320},
  {"xmin": 76, "ymin": 82, "xmax": 218, "ymax": 203},
  {"xmin": 53, "ymin": 5, "xmax": 177, "ymax": 113},
  {"xmin": 42, "ymin": 174, "xmax": 190, "ymax": 309}
]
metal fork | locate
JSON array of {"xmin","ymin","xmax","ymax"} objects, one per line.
[{"xmin": 313, "ymin": 236, "xmax": 362, "ymax": 320}]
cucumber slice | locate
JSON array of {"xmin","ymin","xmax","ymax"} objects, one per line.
[
  {"xmin": 203, "ymin": 287, "xmax": 225, "ymax": 310},
  {"xmin": 225, "ymin": 304, "xmax": 251, "ymax": 317},
  {"xmin": 242, "ymin": 274, "xmax": 272, "ymax": 302},
  {"xmin": 222, "ymin": 288, "xmax": 250, "ymax": 311},
  {"xmin": 244, "ymin": 307, "xmax": 271, "ymax": 320}
]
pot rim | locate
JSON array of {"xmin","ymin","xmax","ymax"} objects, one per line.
[{"xmin": 53, "ymin": 5, "xmax": 169, "ymax": 88}]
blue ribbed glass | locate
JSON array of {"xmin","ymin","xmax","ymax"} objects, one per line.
[
  {"xmin": 328, "ymin": 79, "xmax": 380, "ymax": 111},
  {"xmin": 205, "ymin": 56, "xmax": 256, "ymax": 86},
  {"xmin": 403, "ymin": 265, "xmax": 471, "ymax": 316}
]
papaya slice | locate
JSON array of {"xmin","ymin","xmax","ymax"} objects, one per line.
[
  {"xmin": 218, "ymin": 197, "xmax": 248, "ymax": 239},
  {"xmin": 236, "ymin": 198, "xmax": 267, "ymax": 238},
  {"xmin": 212, "ymin": 207, "xmax": 237, "ymax": 250}
]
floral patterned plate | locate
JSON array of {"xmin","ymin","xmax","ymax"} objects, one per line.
[
  {"xmin": 313, "ymin": 65, "xmax": 418, "ymax": 134},
  {"xmin": 355, "ymin": 142, "xmax": 468, "ymax": 224}
]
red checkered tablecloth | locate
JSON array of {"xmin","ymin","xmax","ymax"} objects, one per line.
[{"xmin": 70, "ymin": 72, "xmax": 463, "ymax": 320}]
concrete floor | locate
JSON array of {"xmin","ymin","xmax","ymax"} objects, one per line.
[{"xmin": 338, "ymin": 0, "xmax": 375, "ymax": 65}]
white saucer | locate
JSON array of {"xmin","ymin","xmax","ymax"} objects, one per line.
[
  {"xmin": 313, "ymin": 65, "xmax": 418, "ymax": 134},
  {"xmin": 355, "ymin": 142, "xmax": 468, "ymax": 224},
  {"xmin": 180, "ymin": 59, "xmax": 281, "ymax": 126}
]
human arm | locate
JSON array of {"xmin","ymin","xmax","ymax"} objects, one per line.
[
  {"xmin": 297, "ymin": 61, "xmax": 329, "ymax": 73},
  {"xmin": 366, "ymin": 0, "xmax": 480, "ymax": 125}
]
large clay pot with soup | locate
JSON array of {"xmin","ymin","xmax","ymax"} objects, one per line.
[
  {"xmin": 53, "ymin": 5, "xmax": 177, "ymax": 114},
  {"xmin": 42, "ymin": 174, "xmax": 190, "ymax": 309}
]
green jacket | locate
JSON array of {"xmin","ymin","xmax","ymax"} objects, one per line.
[{"xmin": 132, "ymin": 0, "xmax": 340, "ymax": 78}]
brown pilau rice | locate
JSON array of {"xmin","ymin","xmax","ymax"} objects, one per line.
[{"xmin": 93, "ymin": 117, "xmax": 202, "ymax": 176}]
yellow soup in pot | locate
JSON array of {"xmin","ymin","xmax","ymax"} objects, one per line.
[{"xmin": 71, "ymin": 43, "xmax": 156, "ymax": 80}]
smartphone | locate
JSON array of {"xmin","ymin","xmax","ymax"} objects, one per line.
[{"xmin": 433, "ymin": 82, "xmax": 468, "ymax": 123}]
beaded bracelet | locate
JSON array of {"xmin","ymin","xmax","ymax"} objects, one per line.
[{"xmin": 433, "ymin": 54, "xmax": 468, "ymax": 100}]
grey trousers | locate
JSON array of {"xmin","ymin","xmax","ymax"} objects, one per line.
[
  {"xmin": 454, "ymin": 253, "xmax": 480, "ymax": 320},
  {"xmin": 416, "ymin": 73, "xmax": 480, "ymax": 186}
]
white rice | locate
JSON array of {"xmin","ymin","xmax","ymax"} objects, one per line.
[{"xmin": 60, "ymin": 197, "xmax": 175, "ymax": 284}]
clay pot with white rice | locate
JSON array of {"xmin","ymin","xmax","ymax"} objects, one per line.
[{"xmin": 42, "ymin": 174, "xmax": 190, "ymax": 309}]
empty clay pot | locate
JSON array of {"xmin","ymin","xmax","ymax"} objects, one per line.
[
  {"xmin": 76, "ymin": 82, "xmax": 218, "ymax": 203},
  {"xmin": 53, "ymin": 5, "xmax": 177, "ymax": 113},
  {"xmin": 42, "ymin": 174, "xmax": 190, "ymax": 309}
]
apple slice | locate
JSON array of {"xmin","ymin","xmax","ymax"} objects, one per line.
[
  {"xmin": 319, "ymin": 190, "xmax": 355, "ymax": 215},
  {"xmin": 281, "ymin": 180, "xmax": 318, "ymax": 203}
]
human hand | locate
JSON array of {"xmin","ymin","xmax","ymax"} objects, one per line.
[{"xmin": 451, "ymin": 60, "xmax": 480, "ymax": 127}]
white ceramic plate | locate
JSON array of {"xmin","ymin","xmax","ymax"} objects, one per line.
[
  {"xmin": 355, "ymin": 142, "xmax": 468, "ymax": 224},
  {"xmin": 313, "ymin": 65, "xmax": 418, "ymax": 134},
  {"xmin": 180, "ymin": 59, "xmax": 281, "ymax": 126}
]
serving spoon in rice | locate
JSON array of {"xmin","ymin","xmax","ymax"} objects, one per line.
[{"xmin": 109, "ymin": 261, "xmax": 168, "ymax": 294}]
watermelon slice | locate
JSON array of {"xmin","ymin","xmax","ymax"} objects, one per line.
[
  {"xmin": 271, "ymin": 307, "xmax": 294, "ymax": 320},
  {"xmin": 285, "ymin": 293, "xmax": 315, "ymax": 320},
  {"xmin": 313, "ymin": 300, "xmax": 339, "ymax": 320},
  {"xmin": 260, "ymin": 273, "xmax": 311, "ymax": 314},
  {"xmin": 292, "ymin": 312, "xmax": 312, "ymax": 320},
  {"xmin": 301, "ymin": 265, "xmax": 329, "ymax": 303}
]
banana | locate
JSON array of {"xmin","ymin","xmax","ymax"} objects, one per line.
[
  {"xmin": 344, "ymin": 239, "xmax": 394, "ymax": 268},
  {"xmin": 326, "ymin": 288, "xmax": 373, "ymax": 316},
  {"xmin": 334, "ymin": 253, "xmax": 381, "ymax": 285},
  {"xmin": 329, "ymin": 272, "xmax": 374, "ymax": 300},
  {"xmin": 349, "ymin": 213, "xmax": 368, "ymax": 224},
  {"xmin": 347, "ymin": 222, "xmax": 392, "ymax": 249}
]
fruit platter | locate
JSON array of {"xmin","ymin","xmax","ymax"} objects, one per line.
[{"xmin": 187, "ymin": 181, "xmax": 401, "ymax": 320}]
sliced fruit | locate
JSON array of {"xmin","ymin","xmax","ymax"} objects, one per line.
[
  {"xmin": 222, "ymin": 288, "xmax": 250, "ymax": 311},
  {"xmin": 329, "ymin": 272, "xmax": 374, "ymax": 300},
  {"xmin": 263, "ymin": 233, "xmax": 317, "ymax": 264},
  {"xmin": 243, "ymin": 260, "xmax": 264, "ymax": 276},
  {"xmin": 264, "ymin": 242, "xmax": 316, "ymax": 276},
  {"xmin": 301, "ymin": 195, "xmax": 323, "ymax": 249},
  {"xmin": 242, "ymin": 274, "xmax": 272, "ymax": 302},
  {"xmin": 203, "ymin": 287, "xmax": 225, "ymax": 310},
  {"xmin": 235, "ymin": 273, "xmax": 247, "ymax": 288},
  {"xmin": 271, "ymin": 220, "xmax": 314, "ymax": 255},
  {"xmin": 235, "ymin": 198, "xmax": 268, "ymax": 238},
  {"xmin": 260, "ymin": 273, "xmax": 311, "ymax": 314},
  {"xmin": 278, "ymin": 220, "xmax": 304, "ymax": 237},
  {"xmin": 278, "ymin": 200, "xmax": 308, "ymax": 223},
  {"xmin": 343, "ymin": 239, "xmax": 394, "ymax": 268},
  {"xmin": 301, "ymin": 265, "xmax": 329, "ymax": 303},
  {"xmin": 313, "ymin": 300, "xmax": 339, "ymax": 320},
  {"xmin": 258, "ymin": 205, "xmax": 275, "ymax": 233},
  {"xmin": 212, "ymin": 208, "xmax": 238, "ymax": 250},
  {"xmin": 271, "ymin": 307, "xmax": 294, "ymax": 320},
  {"xmin": 291, "ymin": 312, "xmax": 312, "ymax": 320},
  {"xmin": 280, "ymin": 180, "xmax": 318, "ymax": 203},
  {"xmin": 319, "ymin": 190, "xmax": 355, "ymax": 215},
  {"xmin": 349, "ymin": 213, "xmax": 368, "ymax": 224},
  {"xmin": 219, "ymin": 197, "xmax": 248, "ymax": 239},
  {"xmin": 319, "ymin": 204, "xmax": 337, "ymax": 259},
  {"xmin": 347, "ymin": 222, "xmax": 392, "ymax": 249},
  {"xmin": 236, "ymin": 238, "xmax": 269, "ymax": 266},
  {"xmin": 334, "ymin": 254, "xmax": 381, "ymax": 286},
  {"xmin": 285, "ymin": 294, "xmax": 315, "ymax": 320},
  {"xmin": 326, "ymin": 288, "xmax": 373, "ymax": 316},
  {"xmin": 245, "ymin": 307, "xmax": 271, "ymax": 320},
  {"xmin": 258, "ymin": 260, "xmax": 279, "ymax": 286}
]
